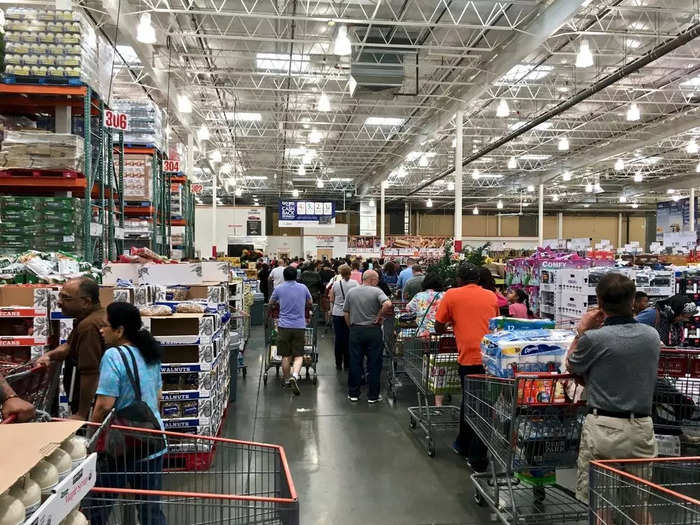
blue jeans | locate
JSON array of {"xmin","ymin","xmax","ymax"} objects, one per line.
[
  {"xmin": 88, "ymin": 454, "xmax": 166, "ymax": 525},
  {"xmin": 349, "ymin": 325, "xmax": 383, "ymax": 399}
]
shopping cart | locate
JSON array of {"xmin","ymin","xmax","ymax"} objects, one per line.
[
  {"xmin": 403, "ymin": 333, "xmax": 461, "ymax": 457},
  {"xmin": 589, "ymin": 457, "xmax": 700, "ymax": 524},
  {"xmin": 463, "ymin": 373, "xmax": 588, "ymax": 524},
  {"xmin": 383, "ymin": 301, "xmax": 412, "ymax": 402},
  {"xmin": 3, "ymin": 361, "xmax": 61, "ymax": 414},
  {"xmin": 81, "ymin": 424, "xmax": 299, "ymax": 525},
  {"xmin": 263, "ymin": 306, "xmax": 318, "ymax": 386},
  {"xmin": 655, "ymin": 348, "xmax": 700, "ymax": 456}
]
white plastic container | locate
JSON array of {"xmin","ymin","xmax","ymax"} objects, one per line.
[
  {"xmin": 59, "ymin": 509, "xmax": 88, "ymax": 525},
  {"xmin": 8, "ymin": 475, "xmax": 41, "ymax": 517},
  {"xmin": 46, "ymin": 448, "xmax": 72, "ymax": 481},
  {"xmin": 0, "ymin": 493, "xmax": 25, "ymax": 525},
  {"xmin": 61, "ymin": 435, "xmax": 87, "ymax": 469},
  {"xmin": 29, "ymin": 459, "xmax": 59, "ymax": 501}
]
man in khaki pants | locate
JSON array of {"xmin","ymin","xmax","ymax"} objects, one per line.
[{"xmin": 566, "ymin": 273, "xmax": 659, "ymax": 503}]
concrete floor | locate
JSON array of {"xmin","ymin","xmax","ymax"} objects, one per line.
[{"xmin": 223, "ymin": 324, "xmax": 493, "ymax": 525}]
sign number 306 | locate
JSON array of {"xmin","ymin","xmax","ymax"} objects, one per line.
[{"xmin": 105, "ymin": 110, "xmax": 128, "ymax": 131}]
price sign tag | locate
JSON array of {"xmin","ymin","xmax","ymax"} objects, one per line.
[
  {"xmin": 163, "ymin": 160, "xmax": 180, "ymax": 173},
  {"xmin": 104, "ymin": 109, "xmax": 128, "ymax": 131},
  {"xmin": 191, "ymin": 183, "xmax": 203, "ymax": 194}
]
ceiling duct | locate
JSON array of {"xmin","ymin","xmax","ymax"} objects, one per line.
[{"xmin": 349, "ymin": 26, "xmax": 416, "ymax": 93}]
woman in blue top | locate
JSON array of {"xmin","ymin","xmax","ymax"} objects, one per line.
[{"xmin": 90, "ymin": 302, "xmax": 166, "ymax": 525}]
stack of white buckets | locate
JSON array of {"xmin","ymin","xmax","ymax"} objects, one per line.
[{"xmin": 0, "ymin": 434, "xmax": 88, "ymax": 525}]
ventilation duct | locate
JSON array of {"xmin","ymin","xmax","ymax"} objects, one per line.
[{"xmin": 350, "ymin": 48, "xmax": 405, "ymax": 92}]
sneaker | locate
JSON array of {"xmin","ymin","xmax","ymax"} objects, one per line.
[
  {"xmin": 289, "ymin": 377, "xmax": 300, "ymax": 396},
  {"xmin": 347, "ymin": 395, "xmax": 359, "ymax": 402},
  {"xmin": 368, "ymin": 395, "xmax": 383, "ymax": 404}
]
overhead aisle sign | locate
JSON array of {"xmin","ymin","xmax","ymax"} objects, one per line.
[{"xmin": 279, "ymin": 200, "xmax": 335, "ymax": 227}]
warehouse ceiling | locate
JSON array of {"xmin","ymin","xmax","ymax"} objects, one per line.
[{"xmin": 82, "ymin": 0, "xmax": 700, "ymax": 210}]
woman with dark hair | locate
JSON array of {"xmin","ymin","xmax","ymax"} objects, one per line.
[
  {"xmin": 258, "ymin": 263, "xmax": 271, "ymax": 303},
  {"xmin": 90, "ymin": 302, "xmax": 166, "ymax": 525},
  {"xmin": 382, "ymin": 261, "xmax": 399, "ymax": 287},
  {"xmin": 636, "ymin": 294, "xmax": 698, "ymax": 346},
  {"xmin": 478, "ymin": 266, "xmax": 508, "ymax": 311}
]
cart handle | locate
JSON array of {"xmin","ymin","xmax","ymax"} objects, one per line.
[{"xmin": 466, "ymin": 372, "xmax": 580, "ymax": 381}]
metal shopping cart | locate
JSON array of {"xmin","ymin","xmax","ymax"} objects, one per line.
[
  {"xmin": 655, "ymin": 348, "xmax": 700, "ymax": 456},
  {"xmin": 4, "ymin": 361, "xmax": 61, "ymax": 414},
  {"xmin": 81, "ymin": 423, "xmax": 299, "ymax": 525},
  {"xmin": 403, "ymin": 334, "xmax": 461, "ymax": 457},
  {"xmin": 384, "ymin": 300, "xmax": 412, "ymax": 402},
  {"xmin": 589, "ymin": 457, "xmax": 700, "ymax": 524},
  {"xmin": 463, "ymin": 373, "xmax": 588, "ymax": 524},
  {"xmin": 263, "ymin": 306, "xmax": 318, "ymax": 386}
]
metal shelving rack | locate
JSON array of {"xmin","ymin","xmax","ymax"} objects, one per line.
[{"xmin": 0, "ymin": 84, "xmax": 123, "ymax": 265}]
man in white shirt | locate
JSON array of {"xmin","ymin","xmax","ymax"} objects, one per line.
[{"xmin": 269, "ymin": 259, "xmax": 288, "ymax": 293}]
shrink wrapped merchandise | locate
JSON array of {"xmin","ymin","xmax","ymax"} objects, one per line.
[
  {"xmin": 488, "ymin": 316, "xmax": 555, "ymax": 332},
  {"xmin": 110, "ymin": 99, "xmax": 164, "ymax": 150},
  {"xmin": 0, "ymin": 131, "xmax": 84, "ymax": 172},
  {"xmin": 481, "ymin": 329, "xmax": 574, "ymax": 378}
]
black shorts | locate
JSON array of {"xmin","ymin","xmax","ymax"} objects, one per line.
[{"xmin": 277, "ymin": 327, "xmax": 306, "ymax": 357}]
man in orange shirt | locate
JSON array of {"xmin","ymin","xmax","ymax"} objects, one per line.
[{"xmin": 435, "ymin": 262, "xmax": 498, "ymax": 471}]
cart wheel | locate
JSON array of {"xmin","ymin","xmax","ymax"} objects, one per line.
[
  {"xmin": 473, "ymin": 489, "xmax": 488, "ymax": 507},
  {"xmin": 242, "ymin": 366, "xmax": 247, "ymax": 378},
  {"xmin": 426, "ymin": 439, "xmax": 435, "ymax": 457},
  {"xmin": 263, "ymin": 373, "xmax": 268, "ymax": 385},
  {"xmin": 409, "ymin": 415, "xmax": 416, "ymax": 429},
  {"xmin": 312, "ymin": 375, "xmax": 318, "ymax": 386}
]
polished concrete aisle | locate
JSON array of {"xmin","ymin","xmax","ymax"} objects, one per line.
[{"xmin": 223, "ymin": 324, "xmax": 492, "ymax": 525}]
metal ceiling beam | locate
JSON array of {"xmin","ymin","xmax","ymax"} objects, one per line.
[{"xmin": 358, "ymin": 0, "xmax": 588, "ymax": 192}]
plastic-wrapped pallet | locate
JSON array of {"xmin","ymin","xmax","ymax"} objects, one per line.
[
  {"xmin": 0, "ymin": 130, "xmax": 84, "ymax": 171},
  {"xmin": 2, "ymin": 6, "xmax": 113, "ymax": 99},
  {"xmin": 110, "ymin": 99, "xmax": 164, "ymax": 150}
]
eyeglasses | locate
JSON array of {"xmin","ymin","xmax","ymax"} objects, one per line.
[{"xmin": 58, "ymin": 293, "xmax": 90, "ymax": 301}]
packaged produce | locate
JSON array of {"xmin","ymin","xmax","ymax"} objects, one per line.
[
  {"xmin": 0, "ymin": 493, "xmax": 25, "ymax": 525},
  {"xmin": 8, "ymin": 475, "xmax": 41, "ymax": 517}
]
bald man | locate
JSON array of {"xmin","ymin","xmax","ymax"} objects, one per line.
[{"xmin": 343, "ymin": 270, "xmax": 393, "ymax": 403}]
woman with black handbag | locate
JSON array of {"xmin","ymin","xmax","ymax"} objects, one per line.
[{"xmin": 89, "ymin": 302, "xmax": 167, "ymax": 525}]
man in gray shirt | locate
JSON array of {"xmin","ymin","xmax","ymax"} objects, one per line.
[
  {"xmin": 566, "ymin": 272, "xmax": 660, "ymax": 503},
  {"xmin": 402, "ymin": 264, "xmax": 425, "ymax": 302},
  {"xmin": 344, "ymin": 270, "xmax": 393, "ymax": 403}
]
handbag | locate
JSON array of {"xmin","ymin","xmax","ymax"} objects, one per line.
[{"xmin": 97, "ymin": 346, "xmax": 166, "ymax": 462}]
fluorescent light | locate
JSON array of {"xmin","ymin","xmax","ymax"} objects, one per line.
[
  {"xmin": 197, "ymin": 125, "xmax": 210, "ymax": 141},
  {"xmin": 256, "ymin": 52, "xmax": 310, "ymax": 73},
  {"xmin": 619, "ymin": 195, "xmax": 627, "ymax": 203},
  {"xmin": 308, "ymin": 129, "xmax": 322, "ymax": 144},
  {"xmin": 418, "ymin": 155, "xmax": 430, "ymax": 168},
  {"xmin": 625, "ymin": 38, "xmax": 641, "ymax": 49},
  {"xmin": 209, "ymin": 150, "xmax": 222, "ymax": 163},
  {"xmin": 520, "ymin": 154, "xmax": 552, "ymax": 161},
  {"xmin": 552, "ymin": 194, "xmax": 559, "ymax": 202},
  {"xmin": 396, "ymin": 166, "xmax": 408, "ymax": 178},
  {"xmin": 473, "ymin": 206, "xmax": 479, "ymax": 215},
  {"xmin": 507, "ymin": 156, "xmax": 517, "ymax": 169},
  {"xmin": 292, "ymin": 189, "xmax": 299, "ymax": 198},
  {"xmin": 235, "ymin": 188, "xmax": 243, "ymax": 197},
  {"xmin": 330, "ymin": 178, "xmax": 353, "ymax": 182},
  {"xmin": 585, "ymin": 183, "xmax": 593, "ymax": 193},
  {"xmin": 316, "ymin": 179, "xmax": 324, "ymax": 188},
  {"xmin": 527, "ymin": 185, "xmax": 535, "ymax": 192},
  {"xmin": 562, "ymin": 170, "xmax": 572, "ymax": 181},
  {"xmin": 633, "ymin": 172, "xmax": 643, "ymax": 182},
  {"xmin": 334, "ymin": 24, "xmax": 352, "ymax": 56},
  {"xmin": 178, "ymin": 95, "xmax": 192, "ymax": 113},
  {"xmin": 673, "ymin": 194, "xmax": 681, "ymax": 202},
  {"xmin": 498, "ymin": 64, "xmax": 553, "ymax": 84},
  {"xmin": 245, "ymin": 176, "xmax": 267, "ymax": 180},
  {"xmin": 615, "ymin": 159, "xmax": 624, "ymax": 171},
  {"xmin": 406, "ymin": 151, "xmax": 423, "ymax": 162},
  {"xmin": 626, "ymin": 103, "xmax": 640, "ymax": 122},
  {"xmin": 576, "ymin": 39, "xmax": 594, "ymax": 68},
  {"xmin": 447, "ymin": 181, "xmax": 455, "ymax": 191},
  {"xmin": 497, "ymin": 200, "xmax": 504, "ymax": 210},
  {"xmin": 317, "ymin": 92, "xmax": 331, "ymax": 112},
  {"xmin": 687, "ymin": 138, "xmax": 698, "ymax": 154},
  {"xmin": 225, "ymin": 112, "xmax": 262, "ymax": 122},
  {"xmin": 451, "ymin": 138, "xmax": 457, "ymax": 148},
  {"xmin": 426, "ymin": 199, "xmax": 433, "ymax": 208},
  {"xmin": 496, "ymin": 98, "xmax": 510, "ymax": 118},
  {"xmin": 472, "ymin": 169, "xmax": 480, "ymax": 180},
  {"xmin": 522, "ymin": 202, "xmax": 531, "ymax": 207},
  {"xmin": 558, "ymin": 137, "xmax": 570, "ymax": 151},
  {"xmin": 583, "ymin": 203, "xmax": 590, "ymax": 208},
  {"xmin": 667, "ymin": 189, "xmax": 676, "ymax": 194},
  {"xmin": 365, "ymin": 117, "xmax": 405, "ymax": 126},
  {"xmin": 302, "ymin": 149, "xmax": 316, "ymax": 164},
  {"xmin": 297, "ymin": 165, "xmax": 306, "ymax": 176},
  {"xmin": 286, "ymin": 147, "xmax": 307, "ymax": 157},
  {"xmin": 631, "ymin": 203, "xmax": 639, "ymax": 209},
  {"xmin": 136, "ymin": 13, "xmax": 156, "ymax": 44},
  {"xmin": 348, "ymin": 76, "xmax": 357, "ymax": 96},
  {"xmin": 696, "ymin": 161, "xmax": 700, "ymax": 173}
]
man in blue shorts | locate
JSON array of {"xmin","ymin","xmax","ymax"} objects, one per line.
[{"xmin": 270, "ymin": 266, "xmax": 313, "ymax": 395}]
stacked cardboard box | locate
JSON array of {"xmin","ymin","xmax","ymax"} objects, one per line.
[
  {"xmin": 0, "ymin": 131, "xmax": 84, "ymax": 172},
  {"xmin": 113, "ymin": 154, "xmax": 152, "ymax": 200},
  {"xmin": 110, "ymin": 99, "xmax": 163, "ymax": 150}
]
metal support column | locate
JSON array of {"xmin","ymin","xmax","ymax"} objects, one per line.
[
  {"xmin": 454, "ymin": 110, "xmax": 463, "ymax": 242},
  {"xmin": 404, "ymin": 201, "xmax": 410, "ymax": 235},
  {"xmin": 558, "ymin": 212, "xmax": 563, "ymax": 240},
  {"xmin": 618, "ymin": 212, "xmax": 623, "ymax": 248},
  {"xmin": 212, "ymin": 172, "xmax": 217, "ymax": 257},
  {"xmin": 538, "ymin": 184, "xmax": 544, "ymax": 247},
  {"xmin": 380, "ymin": 183, "xmax": 386, "ymax": 246},
  {"xmin": 691, "ymin": 188, "xmax": 696, "ymax": 232}
]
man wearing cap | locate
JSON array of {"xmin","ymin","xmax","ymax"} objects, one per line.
[{"xmin": 435, "ymin": 262, "xmax": 498, "ymax": 471}]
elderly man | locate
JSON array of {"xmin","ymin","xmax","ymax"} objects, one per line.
[
  {"xmin": 38, "ymin": 277, "xmax": 106, "ymax": 420},
  {"xmin": 343, "ymin": 270, "xmax": 393, "ymax": 403}
]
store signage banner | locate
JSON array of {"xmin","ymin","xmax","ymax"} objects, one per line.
[
  {"xmin": 359, "ymin": 200, "xmax": 377, "ymax": 236},
  {"xmin": 657, "ymin": 198, "xmax": 699, "ymax": 241},
  {"xmin": 246, "ymin": 208, "xmax": 262, "ymax": 236},
  {"xmin": 279, "ymin": 200, "xmax": 335, "ymax": 227}
]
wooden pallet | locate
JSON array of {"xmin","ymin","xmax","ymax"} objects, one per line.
[
  {"xmin": 0, "ymin": 168, "xmax": 83, "ymax": 179},
  {"xmin": 2, "ymin": 74, "xmax": 84, "ymax": 86}
]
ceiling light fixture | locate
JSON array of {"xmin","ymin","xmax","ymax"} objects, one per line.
[
  {"xmin": 473, "ymin": 206, "xmax": 479, "ymax": 215},
  {"xmin": 552, "ymin": 194, "xmax": 559, "ymax": 202},
  {"xmin": 558, "ymin": 137, "xmax": 570, "ymax": 151},
  {"xmin": 178, "ymin": 95, "xmax": 192, "ymax": 113},
  {"xmin": 619, "ymin": 195, "xmax": 627, "ymax": 203},
  {"xmin": 507, "ymin": 156, "xmax": 517, "ymax": 169},
  {"xmin": 576, "ymin": 38, "xmax": 594, "ymax": 68},
  {"xmin": 687, "ymin": 138, "xmax": 698, "ymax": 154},
  {"xmin": 672, "ymin": 194, "xmax": 681, "ymax": 202},
  {"xmin": 585, "ymin": 182, "xmax": 593, "ymax": 193},
  {"xmin": 497, "ymin": 200, "xmax": 504, "ymax": 210},
  {"xmin": 197, "ymin": 125, "xmax": 210, "ymax": 141},
  {"xmin": 472, "ymin": 169, "xmax": 480, "ymax": 180},
  {"xmin": 496, "ymin": 98, "xmax": 510, "ymax": 118},
  {"xmin": 633, "ymin": 172, "xmax": 643, "ymax": 182},
  {"xmin": 209, "ymin": 150, "xmax": 222, "ymax": 163},
  {"xmin": 626, "ymin": 103, "xmax": 640, "ymax": 122},
  {"xmin": 615, "ymin": 158, "xmax": 624, "ymax": 171},
  {"xmin": 348, "ymin": 76, "xmax": 357, "ymax": 96},
  {"xmin": 136, "ymin": 13, "xmax": 156, "ymax": 44},
  {"xmin": 426, "ymin": 198, "xmax": 433, "ymax": 208},
  {"xmin": 333, "ymin": 24, "xmax": 352, "ymax": 56},
  {"xmin": 292, "ymin": 189, "xmax": 299, "ymax": 198},
  {"xmin": 527, "ymin": 184, "xmax": 535, "ymax": 192},
  {"xmin": 447, "ymin": 181, "xmax": 455, "ymax": 191},
  {"xmin": 317, "ymin": 92, "xmax": 331, "ymax": 112},
  {"xmin": 418, "ymin": 155, "xmax": 430, "ymax": 168},
  {"xmin": 297, "ymin": 165, "xmax": 306, "ymax": 176},
  {"xmin": 316, "ymin": 179, "xmax": 324, "ymax": 188},
  {"xmin": 396, "ymin": 166, "xmax": 408, "ymax": 178},
  {"xmin": 308, "ymin": 129, "xmax": 322, "ymax": 144},
  {"xmin": 235, "ymin": 188, "xmax": 243, "ymax": 197},
  {"xmin": 594, "ymin": 182, "xmax": 603, "ymax": 193},
  {"xmin": 696, "ymin": 161, "xmax": 700, "ymax": 173},
  {"xmin": 631, "ymin": 202, "xmax": 639, "ymax": 209},
  {"xmin": 562, "ymin": 170, "xmax": 572, "ymax": 181},
  {"xmin": 369, "ymin": 199, "xmax": 375, "ymax": 207}
]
